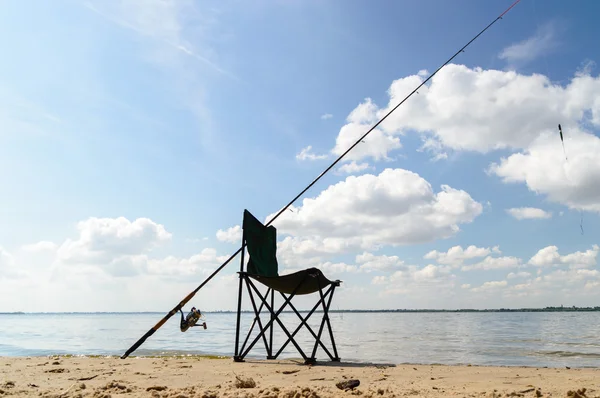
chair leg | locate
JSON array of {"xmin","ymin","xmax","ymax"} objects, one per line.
[
  {"xmin": 267, "ymin": 289, "xmax": 275, "ymax": 359},
  {"xmin": 241, "ymin": 277, "xmax": 309, "ymax": 362},
  {"xmin": 233, "ymin": 273, "xmax": 245, "ymax": 362},
  {"xmin": 243, "ymin": 279, "xmax": 272, "ymax": 358},
  {"xmin": 274, "ymin": 287, "xmax": 335, "ymax": 360},
  {"xmin": 309, "ymin": 280, "xmax": 329, "ymax": 362},
  {"xmin": 235, "ymin": 273, "xmax": 341, "ymax": 364},
  {"xmin": 324, "ymin": 286, "xmax": 340, "ymax": 361},
  {"xmin": 237, "ymin": 279, "xmax": 276, "ymax": 361}
]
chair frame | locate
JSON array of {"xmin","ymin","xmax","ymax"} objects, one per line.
[{"xmin": 233, "ymin": 221, "xmax": 341, "ymax": 365}]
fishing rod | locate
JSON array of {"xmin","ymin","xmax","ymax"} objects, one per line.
[{"xmin": 120, "ymin": 0, "xmax": 522, "ymax": 359}]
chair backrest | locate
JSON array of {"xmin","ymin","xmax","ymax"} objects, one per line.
[{"xmin": 242, "ymin": 209, "xmax": 279, "ymax": 277}]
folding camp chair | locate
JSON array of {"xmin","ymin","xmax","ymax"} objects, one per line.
[{"xmin": 233, "ymin": 209, "xmax": 341, "ymax": 364}]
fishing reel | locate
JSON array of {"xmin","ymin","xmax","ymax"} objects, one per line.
[{"xmin": 179, "ymin": 306, "xmax": 207, "ymax": 332}]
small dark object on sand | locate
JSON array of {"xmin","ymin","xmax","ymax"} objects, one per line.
[
  {"xmin": 336, "ymin": 379, "xmax": 360, "ymax": 391},
  {"xmin": 78, "ymin": 375, "xmax": 98, "ymax": 381},
  {"xmin": 234, "ymin": 375, "xmax": 256, "ymax": 388},
  {"xmin": 146, "ymin": 386, "xmax": 168, "ymax": 392}
]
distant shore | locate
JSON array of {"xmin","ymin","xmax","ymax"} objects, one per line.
[
  {"xmin": 3, "ymin": 306, "xmax": 600, "ymax": 314},
  {"xmin": 1, "ymin": 355, "xmax": 598, "ymax": 397}
]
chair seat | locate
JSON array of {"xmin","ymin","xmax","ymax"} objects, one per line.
[{"xmin": 242, "ymin": 267, "xmax": 341, "ymax": 295}]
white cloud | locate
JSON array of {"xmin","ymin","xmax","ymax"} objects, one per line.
[
  {"xmin": 375, "ymin": 264, "xmax": 456, "ymax": 301},
  {"xmin": 528, "ymin": 245, "xmax": 599, "ymax": 269},
  {"xmin": 489, "ymin": 128, "xmax": 600, "ymax": 212},
  {"xmin": 498, "ymin": 22, "xmax": 559, "ymax": 65},
  {"xmin": 0, "ymin": 247, "xmax": 23, "ymax": 279},
  {"xmin": 267, "ymin": 168, "xmax": 482, "ymax": 252},
  {"xmin": 329, "ymin": 64, "xmax": 600, "ymax": 166},
  {"xmin": 216, "ymin": 225, "xmax": 242, "ymax": 244},
  {"xmin": 14, "ymin": 217, "xmax": 232, "ymax": 283},
  {"xmin": 296, "ymin": 145, "xmax": 328, "ymax": 161},
  {"xmin": 320, "ymin": 113, "xmax": 333, "ymax": 120},
  {"xmin": 276, "ymin": 235, "xmax": 356, "ymax": 272},
  {"xmin": 471, "ymin": 280, "xmax": 508, "ymax": 293},
  {"xmin": 5, "ymin": 221, "xmax": 600, "ymax": 311},
  {"xmin": 461, "ymin": 256, "xmax": 521, "ymax": 271},
  {"xmin": 507, "ymin": 271, "xmax": 531, "ymax": 279},
  {"xmin": 506, "ymin": 207, "xmax": 552, "ymax": 220},
  {"xmin": 355, "ymin": 252, "xmax": 405, "ymax": 273},
  {"xmin": 56, "ymin": 217, "xmax": 172, "ymax": 265},
  {"xmin": 418, "ymin": 137, "xmax": 448, "ymax": 162},
  {"xmin": 375, "ymin": 264, "xmax": 454, "ymax": 286},
  {"xmin": 143, "ymin": 248, "xmax": 227, "ymax": 279},
  {"xmin": 500, "ymin": 267, "xmax": 600, "ymax": 305},
  {"xmin": 331, "ymin": 122, "xmax": 401, "ymax": 162},
  {"xmin": 21, "ymin": 241, "xmax": 58, "ymax": 252},
  {"xmin": 319, "ymin": 261, "xmax": 358, "ymax": 275},
  {"xmin": 347, "ymin": 98, "xmax": 378, "ymax": 124},
  {"xmin": 424, "ymin": 245, "xmax": 500, "ymax": 267},
  {"xmin": 337, "ymin": 161, "xmax": 372, "ymax": 175},
  {"xmin": 280, "ymin": 260, "xmax": 358, "ymax": 279}
]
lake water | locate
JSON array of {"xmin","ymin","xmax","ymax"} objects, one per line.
[{"xmin": 1, "ymin": 312, "xmax": 599, "ymax": 368}]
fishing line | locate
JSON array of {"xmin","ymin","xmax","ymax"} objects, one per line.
[
  {"xmin": 532, "ymin": 0, "xmax": 583, "ymax": 235},
  {"xmin": 120, "ymin": 0, "xmax": 523, "ymax": 359}
]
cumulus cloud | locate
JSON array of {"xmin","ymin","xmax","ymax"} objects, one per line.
[
  {"xmin": 337, "ymin": 161, "xmax": 372, "ymax": 175},
  {"xmin": 424, "ymin": 245, "xmax": 501, "ymax": 267},
  {"xmin": 489, "ymin": 128, "xmax": 600, "ymax": 212},
  {"xmin": 507, "ymin": 271, "xmax": 531, "ymax": 279},
  {"xmin": 328, "ymin": 65, "xmax": 600, "ymax": 170},
  {"xmin": 460, "ymin": 256, "xmax": 522, "ymax": 271},
  {"xmin": 216, "ymin": 225, "xmax": 242, "ymax": 244},
  {"xmin": 355, "ymin": 252, "xmax": 406, "ymax": 273},
  {"xmin": 35, "ymin": 217, "xmax": 233, "ymax": 281},
  {"xmin": 276, "ymin": 236, "xmax": 351, "ymax": 270},
  {"xmin": 326, "ymin": 63, "xmax": 600, "ymax": 212},
  {"xmin": 499, "ymin": 267, "xmax": 600, "ymax": 305},
  {"xmin": 321, "ymin": 113, "xmax": 333, "ymax": 120},
  {"xmin": 142, "ymin": 248, "xmax": 229, "ymax": 279},
  {"xmin": 296, "ymin": 145, "xmax": 328, "ymax": 161},
  {"xmin": 318, "ymin": 261, "xmax": 358, "ymax": 275},
  {"xmin": 21, "ymin": 241, "xmax": 58, "ymax": 252},
  {"xmin": 471, "ymin": 280, "xmax": 508, "ymax": 293},
  {"xmin": 528, "ymin": 244, "xmax": 599, "ymax": 269},
  {"xmin": 373, "ymin": 264, "xmax": 457, "ymax": 301},
  {"xmin": 0, "ymin": 247, "xmax": 22, "ymax": 279},
  {"xmin": 506, "ymin": 207, "xmax": 552, "ymax": 220},
  {"xmin": 267, "ymin": 168, "xmax": 482, "ymax": 252},
  {"xmin": 331, "ymin": 122, "xmax": 401, "ymax": 162},
  {"xmin": 56, "ymin": 217, "xmax": 172, "ymax": 265}
]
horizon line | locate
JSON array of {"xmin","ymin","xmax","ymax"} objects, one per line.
[{"xmin": 2, "ymin": 305, "xmax": 599, "ymax": 314}]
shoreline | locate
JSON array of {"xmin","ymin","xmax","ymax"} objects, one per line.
[
  {"xmin": 1, "ymin": 353, "xmax": 598, "ymax": 370},
  {"xmin": 1, "ymin": 355, "xmax": 599, "ymax": 397},
  {"xmin": 0, "ymin": 352, "xmax": 600, "ymax": 371},
  {"xmin": 2, "ymin": 354, "xmax": 598, "ymax": 370}
]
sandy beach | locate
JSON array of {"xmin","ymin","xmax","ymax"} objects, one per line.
[{"xmin": 0, "ymin": 356, "xmax": 598, "ymax": 398}]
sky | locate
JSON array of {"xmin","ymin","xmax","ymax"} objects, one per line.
[{"xmin": 1, "ymin": 0, "xmax": 600, "ymax": 312}]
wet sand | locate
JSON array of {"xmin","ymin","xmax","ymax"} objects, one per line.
[{"xmin": 0, "ymin": 355, "xmax": 599, "ymax": 397}]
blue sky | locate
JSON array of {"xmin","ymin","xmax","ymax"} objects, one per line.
[{"xmin": 1, "ymin": 0, "xmax": 599, "ymax": 312}]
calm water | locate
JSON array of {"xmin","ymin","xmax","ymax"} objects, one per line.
[{"xmin": 1, "ymin": 312, "xmax": 599, "ymax": 368}]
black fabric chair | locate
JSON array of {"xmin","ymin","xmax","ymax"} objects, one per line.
[{"xmin": 233, "ymin": 209, "xmax": 341, "ymax": 364}]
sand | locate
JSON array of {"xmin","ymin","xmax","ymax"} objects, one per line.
[{"xmin": 0, "ymin": 355, "xmax": 598, "ymax": 398}]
